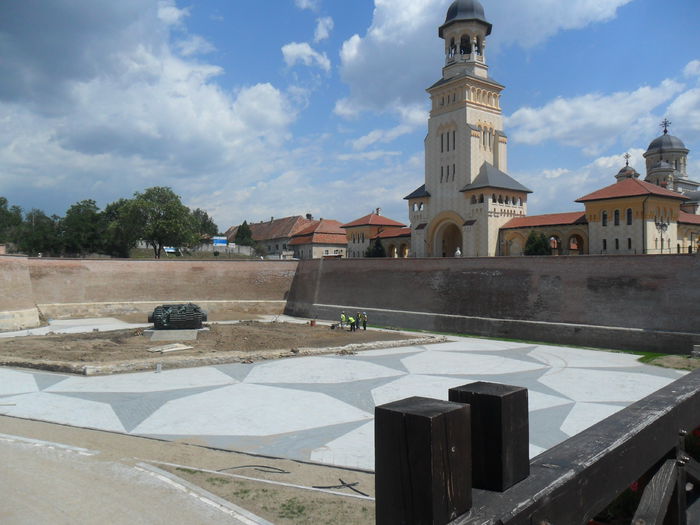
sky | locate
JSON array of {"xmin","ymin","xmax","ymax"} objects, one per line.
[{"xmin": 1, "ymin": 0, "xmax": 699, "ymax": 231}]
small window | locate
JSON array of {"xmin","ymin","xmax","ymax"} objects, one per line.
[
  {"xmin": 452, "ymin": 130, "xmax": 456, "ymax": 150},
  {"xmin": 419, "ymin": 202, "xmax": 424, "ymax": 211},
  {"xmin": 479, "ymin": 194, "xmax": 484, "ymax": 203},
  {"xmin": 324, "ymin": 249, "xmax": 329, "ymax": 255},
  {"xmin": 602, "ymin": 211, "xmax": 608, "ymax": 227},
  {"xmin": 626, "ymin": 208, "xmax": 633, "ymax": 225},
  {"xmin": 614, "ymin": 210, "xmax": 620, "ymax": 226},
  {"xmin": 615, "ymin": 239, "xmax": 619, "ymax": 250},
  {"xmin": 628, "ymin": 238, "xmax": 632, "ymax": 249},
  {"xmin": 492, "ymin": 194, "xmax": 497, "ymax": 203},
  {"xmin": 452, "ymin": 164, "xmax": 456, "ymax": 181},
  {"xmin": 361, "ymin": 233, "xmax": 365, "ymax": 242},
  {"xmin": 603, "ymin": 239, "xmax": 607, "ymax": 251},
  {"xmin": 441, "ymin": 166, "xmax": 444, "ymax": 182},
  {"xmin": 441, "ymin": 134, "xmax": 444, "ymax": 153}
]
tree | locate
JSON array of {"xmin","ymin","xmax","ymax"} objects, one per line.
[
  {"xmin": 234, "ymin": 220, "xmax": 255, "ymax": 246},
  {"xmin": 60, "ymin": 199, "xmax": 104, "ymax": 256},
  {"xmin": 102, "ymin": 198, "xmax": 143, "ymax": 258},
  {"xmin": 0, "ymin": 197, "xmax": 22, "ymax": 244},
  {"xmin": 191, "ymin": 208, "xmax": 218, "ymax": 239},
  {"xmin": 15, "ymin": 209, "xmax": 61, "ymax": 256},
  {"xmin": 524, "ymin": 231, "xmax": 550, "ymax": 256},
  {"xmin": 365, "ymin": 238, "xmax": 387, "ymax": 258},
  {"xmin": 131, "ymin": 187, "xmax": 198, "ymax": 258}
]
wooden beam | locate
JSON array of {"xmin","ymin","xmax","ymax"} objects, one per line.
[
  {"xmin": 375, "ymin": 396, "xmax": 472, "ymax": 525},
  {"xmin": 631, "ymin": 459, "xmax": 677, "ymax": 525},
  {"xmin": 450, "ymin": 368, "xmax": 700, "ymax": 525},
  {"xmin": 448, "ymin": 382, "xmax": 529, "ymax": 491}
]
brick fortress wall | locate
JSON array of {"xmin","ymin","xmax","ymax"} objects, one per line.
[
  {"xmin": 284, "ymin": 255, "xmax": 700, "ymax": 353},
  {"xmin": 0, "ymin": 257, "xmax": 297, "ymax": 330}
]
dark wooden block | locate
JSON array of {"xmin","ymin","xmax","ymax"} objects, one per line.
[
  {"xmin": 375, "ymin": 396, "xmax": 471, "ymax": 525},
  {"xmin": 449, "ymin": 382, "xmax": 529, "ymax": 492}
]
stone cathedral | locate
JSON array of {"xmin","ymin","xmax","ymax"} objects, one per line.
[{"xmin": 404, "ymin": 0, "xmax": 531, "ymax": 257}]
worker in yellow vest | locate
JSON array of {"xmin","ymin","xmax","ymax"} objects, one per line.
[
  {"xmin": 340, "ymin": 311, "xmax": 346, "ymax": 328},
  {"xmin": 347, "ymin": 314, "xmax": 356, "ymax": 332}
]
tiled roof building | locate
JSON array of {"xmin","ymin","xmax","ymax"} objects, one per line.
[
  {"xmin": 225, "ymin": 215, "xmax": 316, "ymax": 259},
  {"xmin": 288, "ymin": 219, "xmax": 348, "ymax": 259}
]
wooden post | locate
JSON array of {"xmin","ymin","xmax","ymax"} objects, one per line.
[
  {"xmin": 449, "ymin": 382, "xmax": 529, "ymax": 492},
  {"xmin": 375, "ymin": 396, "xmax": 472, "ymax": 525}
]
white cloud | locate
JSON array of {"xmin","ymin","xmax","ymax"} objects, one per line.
[
  {"xmin": 683, "ymin": 60, "xmax": 700, "ymax": 78},
  {"xmin": 337, "ymin": 151, "xmax": 401, "ymax": 161},
  {"xmin": 157, "ymin": 0, "xmax": 190, "ymax": 26},
  {"xmin": 336, "ymin": 0, "xmax": 633, "ymax": 119},
  {"xmin": 507, "ymin": 80, "xmax": 684, "ymax": 155},
  {"xmin": 515, "ymin": 148, "xmax": 647, "ymax": 215},
  {"xmin": 0, "ymin": 0, "xmax": 299, "ymax": 228},
  {"xmin": 294, "ymin": 0, "xmax": 319, "ymax": 11},
  {"xmin": 281, "ymin": 42, "xmax": 331, "ymax": 72},
  {"xmin": 176, "ymin": 35, "xmax": 216, "ymax": 56},
  {"xmin": 314, "ymin": 17, "xmax": 334, "ymax": 42}
]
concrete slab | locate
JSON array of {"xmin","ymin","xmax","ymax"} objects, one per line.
[
  {"xmin": 148, "ymin": 329, "xmax": 199, "ymax": 342},
  {"xmin": 0, "ymin": 318, "xmax": 687, "ymax": 472}
]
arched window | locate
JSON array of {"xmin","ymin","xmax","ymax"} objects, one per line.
[
  {"xmin": 419, "ymin": 202, "xmax": 424, "ymax": 211},
  {"xmin": 603, "ymin": 239, "xmax": 607, "ymax": 251},
  {"xmin": 626, "ymin": 208, "xmax": 633, "ymax": 225},
  {"xmin": 361, "ymin": 233, "xmax": 365, "ymax": 242},
  {"xmin": 413, "ymin": 203, "xmax": 418, "ymax": 212},
  {"xmin": 452, "ymin": 164, "xmax": 456, "ymax": 181},
  {"xmin": 615, "ymin": 238, "xmax": 619, "ymax": 250},
  {"xmin": 441, "ymin": 133, "xmax": 444, "ymax": 153},
  {"xmin": 602, "ymin": 211, "xmax": 608, "ymax": 227},
  {"xmin": 498, "ymin": 195, "xmax": 504, "ymax": 204},
  {"xmin": 452, "ymin": 130, "xmax": 456, "ymax": 150},
  {"xmin": 440, "ymin": 166, "xmax": 444, "ymax": 183},
  {"xmin": 471, "ymin": 195, "xmax": 477, "ymax": 204},
  {"xmin": 614, "ymin": 210, "xmax": 620, "ymax": 226},
  {"xmin": 460, "ymin": 35, "xmax": 470, "ymax": 55},
  {"xmin": 479, "ymin": 194, "xmax": 484, "ymax": 203},
  {"xmin": 628, "ymin": 238, "xmax": 632, "ymax": 250},
  {"xmin": 492, "ymin": 194, "xmax": 497, "ymax": 203}
]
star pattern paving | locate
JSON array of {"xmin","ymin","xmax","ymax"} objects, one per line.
[{"xmin": 0, "ymin": 337, "xmax": 685, "ymax": 471}]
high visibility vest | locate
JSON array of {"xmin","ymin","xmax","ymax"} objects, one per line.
[{"xmin": 348, "ymin": 317, "xmax": 355, "ymax": 324}]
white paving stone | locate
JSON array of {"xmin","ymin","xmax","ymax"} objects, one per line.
[
  {"xmin": 560, "ymin": 402, "xmax": 624, "ymax": 436},
  {"xmin": 47, "ymin": 367, "xmax": 236, "ymax": 393},
  {"xmin": 0, "ymin": 369, "xmax": 39, "ymax": 396},
  {"xmin": 401, "ymin": 351, "xmax": 547, "ymax": 376},
  {"xmin": 371, "ymin": 374, "xmax": 478, "ymax": 407},
  {"xmin": 528, "ymin": 390, "xmax": 573, "ymax": 412},
  {"xmin": 0, "ymin": 392, "xmax": 126, "ymax": 433},
  {"xmin": 243, "ymin": 356, "xmax": 403, "ymax": 384},
  {"xmin": 131, "ymin": 383, "xmax": 372, "ymax": 436},
  {"xmin": 538, "ymin": 368, "xmax": 675, "ymax": 403},
  {"xmin": 428, "ymin": 339, "xmax": 530, "ymax": 353},
  {"xmin": 528, "ymin": 346, "xmax": 644, "ymax": 369},
  {"xmin": 310, "ymin": 421, "xmax": 374, "ymax": 471}
]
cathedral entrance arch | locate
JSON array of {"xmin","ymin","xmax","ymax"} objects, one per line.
[{"xmin": 427, "ymin": 212, "xmax": 465, "ymax": 257}]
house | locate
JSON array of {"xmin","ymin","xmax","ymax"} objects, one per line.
[
  {"xmin": 225, "ymin": 215, "xmax": 316, "ymax": 259},
  {"xmin": 341, "ymin": 209, "xmax": 406, "ymax": 258},
  {"xmin": 288, "ymin": 219, "xmax": 348, "ymax": 259}
]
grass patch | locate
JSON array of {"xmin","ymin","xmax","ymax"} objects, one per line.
[
  {"xmin": 175, "ymin": 467, "xmax": 200, "ymax": 475},
  {"xmin": 206, "ymin": 476, "xmax": 231, "ymax": 486},
  {"xmin": 278, "ymin": 498, "xmax": 306, "ymax": 520}
]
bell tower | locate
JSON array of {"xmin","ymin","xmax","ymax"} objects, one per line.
[{"xmin": 405, "ymin": 0, "xmax": 531, "ymax": 258}]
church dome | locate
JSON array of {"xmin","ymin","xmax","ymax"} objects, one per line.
[
  {"xmin": 646, "ymin": 133, "xmax": 688, "ymax": 153},
  {"xmin": 616, "ymin": 165, "xmax": 639, "ymax": 179},
  {"xmin": 440, "ymin": 0, "xmax": 492, "ymax": 36}
]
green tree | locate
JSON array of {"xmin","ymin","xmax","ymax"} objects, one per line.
[
  {"xmin": 234, "ymin": 220, "xmax": 255, "ymax": 246},
  {"xmin": 102, "ymin": 198, "xmax": 143, "ymax": 258},
  {"xmin": 16, "ymin": 209, "xmax": 61, "ymax": 256},
  {"xmin": 0, "ymin": 197, "xmax": 22, "ymax": 244},
  {"xmin": 60, "ymin": 199, "xmax": 104, "ymax": 256},
  {"xmin": 191, "ymin": 208, "xmax": 219, "ymax": 239},
  {"xmin": 365, "ymin": 238, "xmax": 387, "ymax": 258},
  {"xmin": 524, "ymin": 231, "xmax": 550, "ymax": 256},
  {"xmin": 131, "ymin": 187, "xmax": 198, "ymax": 258}
]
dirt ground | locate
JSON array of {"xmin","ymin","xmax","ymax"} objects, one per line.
[
  {"xmin": 647, "ymin": 354, "xmax": 700, "ymax": 371},
  {"xmin": 0, "ymin": 320, "xmax": 423, "ymax": 375},
  {"xmin": 0, "ymin": 415, "xmax": 375, "ymax": 525}
]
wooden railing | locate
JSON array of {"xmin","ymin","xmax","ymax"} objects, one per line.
[{"xmin": 375, "ymin": 368, "xmax": 700, "ymax": 525}]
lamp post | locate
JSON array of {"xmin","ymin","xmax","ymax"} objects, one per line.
[{"xmin": 655, "ymin": 218, "xmax": 669, "ymax": 254}]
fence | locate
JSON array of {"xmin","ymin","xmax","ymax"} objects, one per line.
[{"xmin": 375, "ymin": 368, "xmax": 700, "ymax": 525}]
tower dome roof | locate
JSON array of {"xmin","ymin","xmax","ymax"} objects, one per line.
[
  {"xmin": 646, "ymin": 133, "xmax": 688, "ymax": 153},
  {"xmin": 440, "ymin": 0, "xmax": 492, "ymax": 37}
]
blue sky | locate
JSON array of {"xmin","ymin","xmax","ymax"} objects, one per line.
[{"xmin": 1, "ymin": 0, "xmax": 699, "ymax": 231}]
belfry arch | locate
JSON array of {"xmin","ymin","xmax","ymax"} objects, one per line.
[{"xmin": 428, "ymin": 211, "xmax": 465, "ymax": 257}]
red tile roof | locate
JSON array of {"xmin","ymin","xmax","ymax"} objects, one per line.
[
  {"xmin": 341, "ymin": 213, "xmax": 405, "ymax": 229},
  {"xmin": 225, "ymin": 216, "xmax": 316, "ymax": 243},
  {"xmin": 372, "ymin": 227, "xmax": 412, "ymax": 239},
  {"xmin": 501, "ymin": 212, "xmax": 587, "ymax": 229},
  {"xmin": 576, "ymin": 178, "xmax": 688, "ymax": 203},
  {"xmin": 679, "ymin": 211, "xmax": 700, "ymax": 225},
  {"xmin": 288, "ymin": 219, "xmax": 348, "ymax": 246}
]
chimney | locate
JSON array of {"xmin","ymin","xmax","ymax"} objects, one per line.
[
  {"xmin": 306, "ymin": 213, "xmax": 313, "ymax": 220},
  {"xmin": 270, "ymin": 216, "xmax": 274, "ymax": 222},
  {"xmin": 376, "ymin": 208, "xmax": 382, "ymax": 216}
]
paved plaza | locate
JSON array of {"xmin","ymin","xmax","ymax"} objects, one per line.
[{"xmin": 0, "ymin": 318, "xmax": 685, "ymax": 471}]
